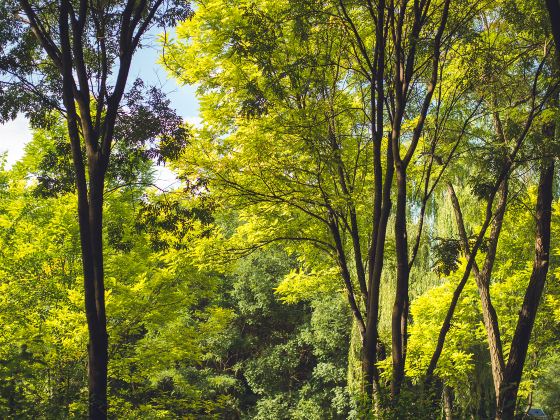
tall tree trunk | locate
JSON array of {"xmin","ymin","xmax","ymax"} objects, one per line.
[
  {"xmin": 57, "ymin": 4, "xmax": 109, "ymax": 416},
  {"xmin": 70, "ymin": 146, "xmax": 109, "ymax": 419},
  {"xmin": 545, "ymin": 0, "xmax": 560, "ymax": 59},
  {"xmin": 364, "ymin": 142, "xmax": 394, "ymax": 403},
  {"xmin": 67, "ymin": 141, "xmax": 109, "ymax": 419},
  {"xmin": 496, "ymin": 161, "xmax": 554, "ymax": 419},
  {"xmin": 18, "ymin": 0, "xmax": 172, "ymax": 416},
  {"xmin": 391, "ymin": 167, "xmax": 409, "ymax": 398},
  {"xmin": 85, "ymin": 165, "xmax": 109, "ymax": 419}
]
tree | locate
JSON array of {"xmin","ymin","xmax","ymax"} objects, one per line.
[
  {"xmin": 420, "ymin": 3, "xmax": 560, "ymax": 415},
  {"xmin": 165, "ymin": 0, "xmax": 484, "ymax": 408},
  {"xmin": 0, "ymin": 1, "xmax": 191, "ymax": 417},
  {"xmin": 0, "ymin": 131, "xmax": 239, "ymax": 417},
  {"xmin": 2, "ymin": 0, "xmax": 560, "ymax": 416}
]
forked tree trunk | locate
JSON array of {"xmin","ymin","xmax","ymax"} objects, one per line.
[
  {"xmin": 57, "ymin": 7, "xmax": 109, "ymax": 417},
  {"xmin": 20, "ymin": 0, "xmax": 171, "ymax": 416},
  {"xmin": 363, "ymin": 141, "xmax": 394, "ymax": 405}
]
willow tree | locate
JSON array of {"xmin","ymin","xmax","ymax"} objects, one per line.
[{"xmin": 0, "ymin": 1, "xmax": 191, "ymax": 417}]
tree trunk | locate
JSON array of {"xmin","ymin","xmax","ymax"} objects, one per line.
[
  {"xmin": 363, "ymin": 143, "xmax": 393, "ymax": 404},
  {"xmin": 447, "ymin": 182, "xmax": 507, "ymax": 401},
  {"xmin": 545, "ymin": 0, "xmax": 560, "ymax": 59},
  {"xmin": 19, "ymin": 0, "xmax": 170, "ymax": 416},
  {"xmin": 475, "ymin": 182, "xmax": 508, "ymax": 402},
  {"xmin": 57, "ymin": 5, "xmax": 109, "ymax": 416},
  {"xmin": 391, "ymin": 167, "xmax": 409, "ymax": 398},
  {"xmin": 85, "ymin": 166, "xmax": 108, "ymax": 419},
  {"xmin": 443, "ymin": 384, "xmax": 454, "ymax": 420},
  {"xmin": 496, "ymin": 161, "xmax": 554, "ymax": 419},
  {"xmin": 70, "ymin": 150, "xmax": 109, "ymax": 419}
]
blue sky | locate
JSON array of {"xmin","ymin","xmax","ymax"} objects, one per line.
[{"xmin": 0, "ymin": 31, "xmax": 199, "ymax": 168}]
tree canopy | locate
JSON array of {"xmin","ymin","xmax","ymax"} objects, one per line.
[{"xmin": 0, "ymin": 0, "xmax": 559, "ymax": 418}]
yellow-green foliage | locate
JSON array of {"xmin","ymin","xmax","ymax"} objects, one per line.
[{"xmin": 275, "ymin": 265, "xmax": 341, "ymax": 304}]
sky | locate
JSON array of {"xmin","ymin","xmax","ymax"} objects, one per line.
[{"xmin": 0, "ymin": 31, "xmax": 199, "ymax": 181}]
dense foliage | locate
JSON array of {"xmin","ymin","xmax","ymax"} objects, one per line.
[{"xmin": 1, "ymin": 0, "xmax": 560, "ymax": 418}]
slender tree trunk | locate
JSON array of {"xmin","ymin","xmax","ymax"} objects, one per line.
[
  {"xmin": 364, "ymin": 143, "xmax": 394, "ymax": 404},
  {"xmin": 476, "ymin": 181, "xmax": 508, "ymax": 403},
  {"xmin": 496, "ymin": 161, "xmax": 555, "ymax": 419},
  {"xmin": 391, "ymin": 167, "xmax": 409, "ymax": 398},
  {"xmin": 363, "ymin": 0, "xmax": 388, "ymax": 403},
  {"xmin": 362, "ymin": 222, "xmax": 392, "ymax": 404},
  {"xmin": 447, "ymin": 182, "xmax": 507, "ymax": 401},
  {"xmin": 474, "ymin": 280, "xmax": 504, "ymax": 402},
  {"xmin": 476, "ymin": 283, "xmax": 505, "ymax": 402},
  {"xmin": 87, "ymin": 325, "xmax": 108, "ymax": 419},
  {"xmin": 68, "ymin": 150, "xmax": 108, "ymax": 419}
]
